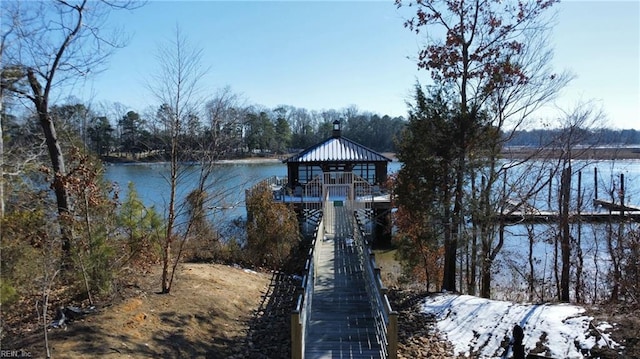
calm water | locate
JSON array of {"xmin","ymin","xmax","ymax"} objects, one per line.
[
  {"xmin": 489, "ymin": 160, "xmax": 640, "ymax": 300},
  {"xmin": 104, "ymin": 159, "xmax": 640, "ymax": 300},
  {"xmin": 104, "ymin": 159, "xmax": 640, "ymax": 219},
  {"xmin": 104, "ymin": 161, "xmax": 293, "ymax": 220}
]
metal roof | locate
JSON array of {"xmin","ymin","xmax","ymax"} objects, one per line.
[{"xmin": 283, "ymin": 136, "xmax": 393, "ymax": 163}]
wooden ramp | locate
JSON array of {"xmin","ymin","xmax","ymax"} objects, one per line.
[{"xmin": 305, "ymin": 205, "xmax": 383, "ymax": 359}]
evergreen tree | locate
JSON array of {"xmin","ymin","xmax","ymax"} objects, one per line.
[
  {"xmin": 394, "ymin": 84, "xmax": 457, "ymax": 290},
  {"xmin": 119, "ymin": 111, "xmax": 145, "ymax": 157},
  {"xmin": 88, "ymin": 116, "xmax": 115, "ymax": 156},
  {"xmin": 274, "ymin": 117, "xmax": 292, "ymax": 153}
]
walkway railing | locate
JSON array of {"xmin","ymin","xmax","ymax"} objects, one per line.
[
  {"xmin": 354, "ymin": 213, "xmax": 398, "ymax": 359},
  {"xmin": 291, "ymin": 215, "xmax": 324, "ymax": 359},
  {"xmin": 290, "ymin": 208, "xmax": 398, "ymax": 359}
]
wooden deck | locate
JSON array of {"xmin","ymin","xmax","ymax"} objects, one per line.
[{"xmin": 305, "ymin": 206, "xmax": 383, "ymax": 359}]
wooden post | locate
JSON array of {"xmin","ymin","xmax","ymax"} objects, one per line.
[
  {"xmin": 620, "ymin": 173, "xmax": 625, "ymax": 216},
  {"xmin": 594, "ymin": 167, "xmax": 598, "ymax": 200},
  {"xmin": 512, "ymin": 324, "xmax": 525, "ymax": 359},
  {"xmin": 387, "ymin": 311, "xmax": 399, "ymax": 359},
  {"xmin": 548, "ymin": 168, "xmax": 552, "ymax": 208},
  {"xmin": 291, "ymin": 310, "xmax": 303, "ymax": 359},
  {"xmin": 577, "ymin": 171, "xmax": 582, "ymax": 214}
]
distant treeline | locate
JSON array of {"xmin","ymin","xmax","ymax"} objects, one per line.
[
  {"xmin": 4, "ymin": 99, "xmax": 635, "ymax": 161},
  {"xmin": 506, "ymin": 128, "xmax": 640, "ymax": 147},
  {"xmin": 1, "ymin": 101, "xmax": 406, "ymax": 161}
]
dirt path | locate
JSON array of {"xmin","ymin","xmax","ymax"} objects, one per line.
[{"xmin": 13, "ymin": 263, "xmax": 271, "ymax": 359}]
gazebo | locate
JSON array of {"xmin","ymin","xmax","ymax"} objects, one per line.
[
  {"xmin": 283, "ymin": 120, "xmax": 391, "ymax": 192},
  {"xmin": 278, "ymin": 120, "xmax": 394, "ymax": 245}
]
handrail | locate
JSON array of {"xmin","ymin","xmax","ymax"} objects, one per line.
[
  {"xmin": 291, "ymin": 215, "xmax": 324, "ymax": 359},
  {"xmin": 354, "ymin": 213, "xmax": 398, "ymax": 359},
  {"xmin": 259, "ymin": 175, "xmax": 288, "ymax": 187},
  {"xmin": 291, "ymin": 196, "xmax": 396, "ymax": 359}
]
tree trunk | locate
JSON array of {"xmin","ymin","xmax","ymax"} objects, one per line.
[
  {"xmin": 554, "ymin": 232, "xmax": 560, "ymax": 300},
  {"xmin": 468, "ymin": 172, "xmax": 478, "ymax": 295},
  {"xmin": 480, "ymin": 222, "xmax": 505, "ymax": 299},
  {"xmin": 443, "ymin": 36, "xmax": 471, "ymax": 293},
  {"xmin": 527, "ymin": 224, "xmax": 535, "ymax": 301},
  {"xmin": 441, "ymin": 160, "xmax": 456, "ymax": 292},
  {"xmin": 575, "ymin": 171, "xmax": 584, "ymax": 303},
  {"xmin": 161, "ymin": 121, "xmax": 179, "ymax": 294},
  {"xmin": 444, "ymin": 153, "xmax": 465, "ymax": 292},
  {"xmin": 470, "ymin": 230, "xmax": 477, "ymax": 295},
  {"xmin": 28, "ymin": 70, "xmax": 72, "ymax": 257},
  {"xmin": 560, "ymin": 165, "xmax": 571, "ymax": 302},
  {"xmin": 417, "ymin": 237, "xmax": 432, "ymax": 291},
  {"xmin": 443, "ymin": 200, "xmax": 458, "ymax": 292},
  {"xmin": 606, "ymin": 220, "xmax": 618, "ymax": 301},
  {"xmin": 0, "ymin": 90, "xmax": 4, "ymax": 219},
  {"xmin": 480, "ymin": 237, "xmax": 492, "ymax": 298},
  {"xmin": 42, "ymin": 114, "xmax": 73, "ymax": 256}
]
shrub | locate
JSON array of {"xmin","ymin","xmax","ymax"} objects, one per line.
[
  {"xmin": 117, "ymin": 182, "xmax": 164, "ymax": 266},
  {"xmin": 245, "ymin": 182, "xmax": 300, "ymax": 268},
  {"xmin": 0, "ymin": 280, "xmax": 18, "ymax": 306}
]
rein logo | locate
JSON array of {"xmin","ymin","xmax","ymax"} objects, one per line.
[{"xmin": 0, "ymin": 349, "xmax": 32, "ymax": 358}]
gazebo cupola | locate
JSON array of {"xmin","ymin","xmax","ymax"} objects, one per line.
[{"xmin": 332, "ymin": 119, "xmax": 341, "ymax": 138}]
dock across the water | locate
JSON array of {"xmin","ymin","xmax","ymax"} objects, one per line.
[
  {"xmin": 593, "ymin": 199, "xmax": 640, "ymax": 213},
  {"xmin": 499, "ymin": 199, "xmax": 640, "ymax": 223}
]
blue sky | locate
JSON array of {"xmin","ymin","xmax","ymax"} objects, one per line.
[{"xmin": 81, "ymin": 1, "xmax": 639, "ymax": 129}]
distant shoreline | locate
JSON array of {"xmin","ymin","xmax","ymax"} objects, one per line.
[
  {"xmin": 102, "ymin": 155, "xmax": 286, "ymax": 165},
  {"xmin": 102, "ymin": 147, "xmax": 640, "ymax": 165},
  {"xmin": 501, "ymin": 146, "xmax": 640, "ymax": 160},
  {"xmin": 216, "ymin": 157, "xmax": 283, "ymax": 164}
]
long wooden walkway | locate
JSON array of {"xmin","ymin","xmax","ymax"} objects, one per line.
[{"xmin": 304, "ymin": 206, "xmax": 383, "ymax": 359}]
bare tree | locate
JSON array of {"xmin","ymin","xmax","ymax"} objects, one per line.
[
  {"xmin": 147, "ymin": 25, "xmax": 209, "ymax": 294},
  {"xmin": 553, "ymin": 104, "xmax": 605, "ymax": 302},
  {"xmin": 0, "ymin": 0, "xmax": 141, "ymax": 259},
  {"xmin": 0, "ymin": 14, "xmax": 16, "ymax": 219},
  {"xmin": 202, "ymin": 86, "xmax": 248, "ymax": 165},
  {"xmin": 397, "ymin": 0, "xmax": 570, "ymax": 295},
  {"xmin": 177, "ymin": 87, "xmax": 251, "ymax": 267}
]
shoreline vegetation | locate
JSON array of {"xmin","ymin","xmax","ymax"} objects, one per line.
[
  {"xmin": 501, "ymin": 146, "xmax": 640, "ymax": 160},
  {"xmin": 102, "ymin": 146, "xmax": 640, "ymax": 165}
]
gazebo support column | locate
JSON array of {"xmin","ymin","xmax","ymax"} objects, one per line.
[{"xmin": 373, "ymin": 208, "xmax": 392, "ymax": 248}]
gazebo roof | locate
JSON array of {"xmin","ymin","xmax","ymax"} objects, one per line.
[{"xmin": 283, "ymin": 136, "xmax": 392, "ymax": 164}]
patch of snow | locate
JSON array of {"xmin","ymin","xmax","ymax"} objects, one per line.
[
  {"xmin": 594, "ymin": 322, "xmax": 620, "ymax": 350},
  {"xmin": 421, "ymin": 293, "xmax": 618, "ymax": 358}
]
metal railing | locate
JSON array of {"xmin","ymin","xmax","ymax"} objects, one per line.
[
  {"xmin": 290, "ymin": 176, "xmax": 397, "ymax": 359},
  {"xmin": 291, "ymin": 215, "xmax": 324, "ymax": 359},
  {"xmin": 354, "ymin": 213, "xmax": 398, "ymax": 359}
]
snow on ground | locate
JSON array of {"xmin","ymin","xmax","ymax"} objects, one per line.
[{"xmin": 422, "ymin": 293, "xmax": 618, "ymax": 358}]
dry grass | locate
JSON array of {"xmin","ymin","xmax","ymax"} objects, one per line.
[
  {"xmin": 373, "ymin": 248, "xmax": 403, "ymax": 287},
  {"xmin": 7, "ymin": 263, "xmax": 271, "ymax": 359}
]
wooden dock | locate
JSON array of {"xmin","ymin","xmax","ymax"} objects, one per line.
[
  {"xmin": 304, "ymin": 206, "xmax": 383, "ymax": 359},
  {"xmin": 499, "ymin": 211, "xmax": 640, "ymax": 223},
  {"xmin": 498, "ymin": 198, "xmax": 640, "ymax": 223},
  {"xmin": 593, "ymin": 199, "xmax": 640, "ymax": 212}
]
